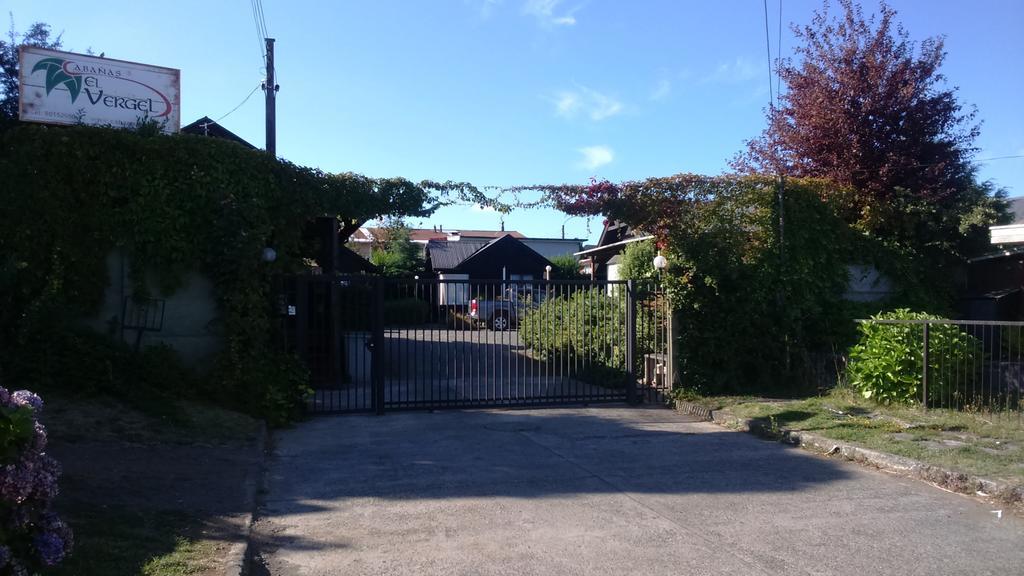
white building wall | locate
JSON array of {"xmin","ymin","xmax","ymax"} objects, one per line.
[{"xmin": 438, "ymin": 273, "xmax": 470, "ymax": 307}]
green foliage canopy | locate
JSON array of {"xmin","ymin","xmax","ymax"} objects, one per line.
[
  {"xmin": 618, "ymin": 239, "xmax": 657, "ymax": 281},
  {"xmin": 370, "ymin": 219, "xmax": 424, "ymax": 277},
  {"xmin": 549, "ymin": 174, "xmax": 901, "ymax": 395},
  {"xmin": 0, "ymin": 123, "xmax": 447, "ymax": 423}
]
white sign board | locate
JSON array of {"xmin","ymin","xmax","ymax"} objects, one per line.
[{"xmin": 19, "ymin": 47, "xmax": 180, "ymax": 133}]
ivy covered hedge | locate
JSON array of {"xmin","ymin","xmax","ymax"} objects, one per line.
[
  {"xmin": 0, "ymin": 123, "xmax": 443, "ymax": 424},
  {"xmin": 547, "ymin": 175, "xmax": 939, "ymax": 396}
]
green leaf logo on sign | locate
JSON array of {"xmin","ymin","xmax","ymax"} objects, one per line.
[{"xmin": 31, "ymin": 57, "xmax": 83, "ymax": 103}]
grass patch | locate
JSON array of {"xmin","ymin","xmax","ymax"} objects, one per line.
[
  {"xmin": 40, "ymin": 390, "xmax": 261, "ymax": 447},
  {"xmin": 43, "ymin": 504, "xmax": 217, "ymax": 576},
  {"xmin": 37, "ymin": 391, "xmax": 260, "ymax": 575},
  {"xmin": 680, "ymin": 387, "xmax": 1024, "ymax": 484}
]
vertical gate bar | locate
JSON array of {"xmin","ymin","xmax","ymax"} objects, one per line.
[
  {"xmin": 294, "ymin": 274, "xmax": 311, "ymax": 410},
  {"xmin": 668, "ymin": 285, "xmax": 677, "ymax": 391},
  {"xmin": 626, "ymin": 280, "xmax": 638, "ymax": 404},
  {"xmin": 565, "ymin": 280, "xmax": 573, "ymax": 399},
  {"xmin": 329, "ymin": 276, "xmax": 341, "ymax": 392},
  {"xmin": 411, "ymin": 281, "xmax": 417, "ymax": 407},
  {"xmin": 501, "ymin": 280, "xmax": 505, "ymax": 401},
  {"xmin": 986, "ymin": 324, "xmax": 992, "ymax": 416},
  {"xmin": 430, "ymin": 280, "xmax": 436, "ymax": 407},
  {"xmin": 372, "ymin": 275, "xmax": 385, "ymax": 415},
  {"xmin": 444, "ymin": 281, "xmax": 451, "ymax": 407},
  {"xmin": 921, "ymin": 321, "xmax": 929, "ymax": 410},
  {"xmin": 474, "ymin": 282, "xmax": 480, "ymax": 403}
]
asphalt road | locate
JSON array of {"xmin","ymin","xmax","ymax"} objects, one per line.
[{"xmin": 254, "ymin": 406, "xmax": 1024, "ymax": 575}]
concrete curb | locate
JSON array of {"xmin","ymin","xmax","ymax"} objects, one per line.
[
  {"xmin": 223, "ymin": 420, "xmax": 269, "ymax": 576},
  {"xmin": 675, "ymin": 400, "xmax": 1024, "ymax": 507}
]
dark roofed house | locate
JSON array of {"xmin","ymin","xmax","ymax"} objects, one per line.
[
  {"xmin": 573, "ymin": 220, "xmax": 653, "ymax": 281},
  {"xmin": 347, "ymin": 226, "xmax": 527, "ymax": 259},
  {"xmin": 426, "ymin": 235, "xmax": 552, "ymax": 307},
  {"xmin": 959, "ymin": 197, "xmax": 1024, "ymax": 320},
  {"xmin": 181, "ymin": 116, "xmax": 257, "ymax": 149}
]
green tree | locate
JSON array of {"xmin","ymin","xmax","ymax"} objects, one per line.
[
  {"xmin": 734, "ymin": 0, "xmax": 1006, "ymax": 298},
  {"xmin": 548, "ymin": 254, "xmax": 582, "ymax": 279},
  {"xmin": 618, "ymin": 239, "xmax": 657, "ymax": 281},
  {"xmin": 0, "ymin": 18, "xmax": 63, "ymax": 120},
  {"xmin": 370, "ymin": 219, "xmax": 423, "ymax": 276}
]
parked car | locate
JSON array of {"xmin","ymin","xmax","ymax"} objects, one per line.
[{"xmin": 469, "ymin": 286, "xmax": 547, "ymax": 331}]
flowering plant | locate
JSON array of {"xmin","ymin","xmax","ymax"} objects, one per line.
[{"xmin": 0, "ymin": 386, "xmax": 72, "ymax": 573}]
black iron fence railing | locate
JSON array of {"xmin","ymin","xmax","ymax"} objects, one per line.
[
  {"xmin": 281, "ymin": 275, "xmax": 674, "ymax": 414},
  {"xmin": 854, "ymin": 319, "xmax": 1024, "ymax": 424}
]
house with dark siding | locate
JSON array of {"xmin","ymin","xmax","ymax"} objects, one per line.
[{"xmin": 425, "ymin": 235, "xmax": 553, "ymax": 306}]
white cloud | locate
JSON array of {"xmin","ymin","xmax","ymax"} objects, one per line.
[
  {"xmin": 584, "ymin": 87, "xmax": 622, "ymax": 120},
  {"xmin": 651, "ymin": 78, "xmax": 671, "ymax": 101},
  {"xmin": 466, "ymin": 0, "xmax": 503, "ymax": 18},
  {"xmin": 701, "ymin": 57, "xmax": 760, "ymax": 84},
  {"xmin": 524, "ymin": 0, "xmax": 578, "ymax": 26},
  {"xmin": 554, "ymin": 91, "xmax": 580, "ymax": 117},
  {"xmin": 551, "ymin": 85, "xmax": 623, "ymax": 121},
  {"xmin": 577, "ymin": 145, "xmax": 614, "ymax": 170}
]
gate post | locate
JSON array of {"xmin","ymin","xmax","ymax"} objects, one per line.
[
  {"xmin": 668, "ymin": 298, "xmax": 679, "ymax": 388},
  {"xmin": 372, "ymin": 275, "xmax": 386, "ymax": 415},
  {"xmin": 625, "ymin": 280, "xmax": 638, "ymax": 404},
  {"xmin": 294, "ymin": 274, "xmax": 309, "ymax": 367}
]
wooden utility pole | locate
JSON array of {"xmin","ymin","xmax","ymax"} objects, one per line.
[{"xmin": 263, "ymin": 38, "xmax": 278, "ymax": 156}]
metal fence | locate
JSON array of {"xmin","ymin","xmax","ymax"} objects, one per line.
[
  {"xmin": 281, "ymin": 275, "xmax": 674, "ymax": 414},
  {"xmin": 855, "ymin": 319, "xmax": 1024, "ymax": 423}
]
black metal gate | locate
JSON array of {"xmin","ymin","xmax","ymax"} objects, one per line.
[{"xmin": 283, "ymin": 275, "xmax": 674, "ymax": 413}]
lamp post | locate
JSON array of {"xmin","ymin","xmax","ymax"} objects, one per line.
[
  {"xmin": 262, "ymin": 247, "xmax": 277, "ymax": 263},
  {"xmin": 653, "ymin": 252, "xmax": 667, "ymax": 276}
]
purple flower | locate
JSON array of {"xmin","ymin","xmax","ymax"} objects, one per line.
[
  {"xmin": 30, "ymin": 421, "xmax": 48, "ymax": 453},
  {"xmin": 30, "ymin": 455, "xmax": 61, "ymax": 501},
  {"xmin": 33, "ymin": 531, "xmax": 67, "ymax": 565},
  {"xmin": 11, "ymin": 391, "xmax": 43, "ymax": 412},
  {"xmin": 0, "ymin": 459, "xmax": 36, "ymax": 504},
  {"xmin": 0, "ymin": 387, "xmax": 70, "ymax": 569}
]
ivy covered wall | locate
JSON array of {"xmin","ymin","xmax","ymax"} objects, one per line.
[
  {"xmin": 547, "ymin": 175, "xmax": 946, "ymax": 396},
  {"xmin": 0, "ymin": 123, "xmax": 440, "ymax": 423}
]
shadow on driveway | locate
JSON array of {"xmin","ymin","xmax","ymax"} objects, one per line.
[{"xmin": 254, "ymin": 406, "xmax": 1024, "ymax": 576}]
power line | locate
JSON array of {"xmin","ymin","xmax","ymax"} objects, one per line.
[
  {"xmin": 843, "ymin": 154, "xmax": 1024, "ymax": 176},
  {"xmin": 776, "ymin": 0, "xmax": 783, "ymax": 107},
  {"xmin": 762, "ymin": 0, "xmax": 774, "ymax": 109},
  {"xmin": 255, "ymin": 0, "xmax": 269, "ymax": 38},
  {"xmin": 978, "ymin": 154, "xmax": 1024, "ymax": 163},
  {"xmin": 214, "ymin": 84, "xmax": 262, "ymax": 123},
  {"xmin": 249, "ymin": 0, "xmax": 267, "ymax": 66}
]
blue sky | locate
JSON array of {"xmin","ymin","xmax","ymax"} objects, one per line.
[{"xmin": 8, "ymin": 0, "xmax": 1023, "ymax": 243}]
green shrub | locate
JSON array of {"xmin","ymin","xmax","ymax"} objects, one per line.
[
  {"xmin": 548, "ymin": 255, "xmax": 583, "ymax": 279},
  {"xmin": 618, "ymin": 239, "xmax": 657, "ymax": 281},
  {"xmin": 847, "ymin": 309, "xmax": 982, "ymax": 405},
  {"xmin": 383, "ymin": 298, "xmax": 430, "ymax": 326},
  {"xmin": 520, "ymin": 288, "xmax": 664, "ymax": 388}
]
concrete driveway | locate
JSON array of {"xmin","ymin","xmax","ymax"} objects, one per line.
[{"xmin": 254, "ymin": 407, "xmax": 1024, "ymax": 575}]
